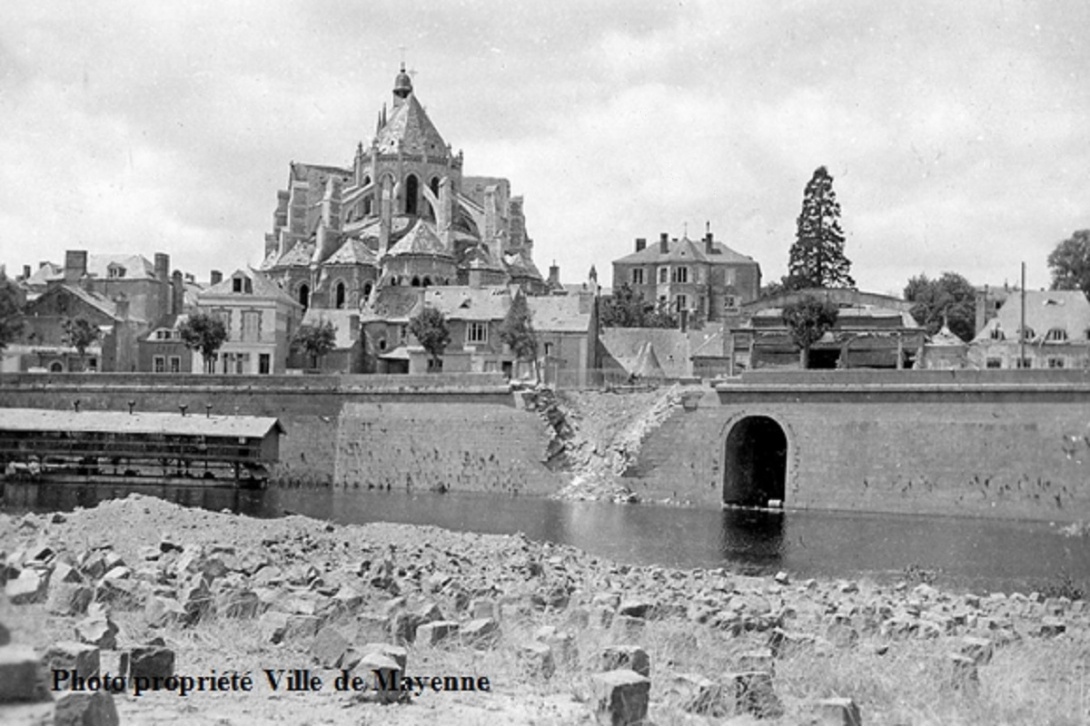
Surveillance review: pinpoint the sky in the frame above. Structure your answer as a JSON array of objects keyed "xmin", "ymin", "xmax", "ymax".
[{"xmin": 2, "ymin": 0, "xmax": 1089, "ymax": 297}]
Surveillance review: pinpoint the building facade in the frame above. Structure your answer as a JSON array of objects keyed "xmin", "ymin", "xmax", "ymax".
[{"xmin": 970, "ymin": 290, "xmax": 1090, "ymax": 370}]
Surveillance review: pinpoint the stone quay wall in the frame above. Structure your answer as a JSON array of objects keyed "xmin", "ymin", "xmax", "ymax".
[
  {"xmin": 627, "ymin": 370, "xmax": 1090, "ymax": 521},
  {"xmin": 0, "ymin": 373, "xmax": 556, "ymax": 491}
]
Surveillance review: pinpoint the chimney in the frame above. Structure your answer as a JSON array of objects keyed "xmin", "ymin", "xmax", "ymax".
[
  {"xmin": 659, "ymin": 233, "xmax": 669, "ymax": 255},
  {"xmin": 705, "ymin": 230, "xmax": 714, "ymax": 255},
  {"xmin": 22, "ymin": 265, "xmax": 30, "ymax": 280},
  {"xmin": 635, "ymin": 237, "xmax": 646, "ymax": 252},
  {"xmin": 210, "ymin": 270, "xmax": 223, "ymax": 286},
  {"xmin": 548, "ymin": 261, "xmax": 560, "ymax": 288},
  {"xmin": 154, "ymin": 253, "xmax": 170, "ymax": 282},
  {"xmin": 171, "ymin": 270, "xmax": 185, "ymax": 316},
  {"xmin": 64, "ymin": 250, "xmax": 88, "ymax": 285}
]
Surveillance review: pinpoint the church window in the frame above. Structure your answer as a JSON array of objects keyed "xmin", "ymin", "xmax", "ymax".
[
  {"xmin": 632, "ymin": 269, "xmax": 644, "ymax": 285},
  {"xmin": 411, "ymin": 276, "xmax": 421, "ymax": 287},
  {"xmin": 362, "ymin": 282, "xmax": 374, "ymax": 298},
  {"xmin": 335, "ymin": 282, "xmax": 346, "ymax": 309},
  {"xmin": 378, "ymin": 338, "xmax": 387, "ymax": 352},
  {"xmin": 467, "ymin": 322, "xmax": 488, "ymax": 344},
  {"xmin": 363, "ymin": 197, "xmax": 373, "ymax": 216},
  {"xmin": 422, "ymin": 276, "xmax": 432, "ymax": 287},
  {"xmin": 363, "ymin": 175, "xmax": 371, "ymax": 187},
  {"xmin": 430, "ymin": 177, "xmax": 440, "ymax": 198},
  {"xmin": 298, "ymin": 284, "xmax": 310, "ymax": 309},
  {"xmin": 405, "ymin": 175, "xmax": 419, "ymax": 215},
  {"xmin": 658, "ymin": 267, "xmax": 669, "ymax": 284}
]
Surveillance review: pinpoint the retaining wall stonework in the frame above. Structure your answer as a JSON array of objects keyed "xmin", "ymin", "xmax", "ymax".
[{"xmin": 334, "ymin": 402, "xmax": 562, "ymax": 495}]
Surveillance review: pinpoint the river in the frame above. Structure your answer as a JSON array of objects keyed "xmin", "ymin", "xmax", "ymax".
[{"xmin": 3, "ymin": 481, "xmax": 1086, "ymax": 595}]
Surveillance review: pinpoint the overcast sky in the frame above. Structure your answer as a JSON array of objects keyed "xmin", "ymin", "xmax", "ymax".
[{"xmin": 2, "ymin": 1, "xmax": 1088, "ymax": 296}]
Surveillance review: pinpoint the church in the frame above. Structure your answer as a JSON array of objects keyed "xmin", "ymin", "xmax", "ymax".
[{"xmin": 259, "ymin": 64, "xmax": 545, "ymax": 310}]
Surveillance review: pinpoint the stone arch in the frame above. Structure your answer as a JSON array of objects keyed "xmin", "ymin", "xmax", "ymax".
[{"xmin": 722, "ymin": 415, "xmax": 788, "ymax": 507}]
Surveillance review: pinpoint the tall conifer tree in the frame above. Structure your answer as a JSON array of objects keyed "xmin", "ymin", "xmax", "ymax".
[{"xmin": 787, "ymin": 166, "xmax": 855, "ymax": 289}]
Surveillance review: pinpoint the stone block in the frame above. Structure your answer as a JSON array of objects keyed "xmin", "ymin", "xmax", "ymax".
[
  {"xmin": 259, "ymin": 611, "xmax": 290, "ymax": 644},
  {"xmin": 589, "ymin": 669, "xmax": 650, "ymax": 726},
  {"xmin": 617, "ymin": 599, "xmax": 654, "ymax": 619},
  {"xmin": 100, "ymin": 651, "xmax": 130, "ymax": 687},
  {"xmin": 600, "ymin": 645, "xmax": 649, "ymax": 678},
  {"xmin": 517, "ymin": 641, "xmax": 555, "ymax": 679},
  {"xmin": 469, "ymin": 598, "xmax": 498, "ymax": 620},
  {"xmin": 47, "ymin": 583, "xmax": 94, "ymax": 617},
  {"xmin": 388, "ymin": 611, "xmax": 421, "ymax": 645},
  {"xmin": 416, "ymin": 602, "xmax": 444, "ymax": 624},
  {"xmin": 808, "ymin": 697, "xmax": 863, "ymax": 726},
  {"xmin": 669, "ymin": 672, "xmax": 727, "ymax": 716},
  {"xmin": 54, "ymin": 691, "xmax": 120, "ymax": 726},
  {"xmin": 416, "ymin": 620, "xmax": 459, "ymax": 646},
  {"xmin": 611, "ymin": 614, "xmax": 645, "ymax": 640},
  {"xmin": 358, "ymin": 652, "xmax": 403, "ymax": 704},
  {"xmin": 214, "ymin": 588, "xmax": 263, "ymax": 619},
  {"xmin": 1038, "ymin": 617, "xmax": 1066, "ymax": 637},
  {"xmin": 74, "ymin": 614, "xmax": 119, "ymax": 650},
  {"xmin": 0, "ymin": 646, "xmax": 44, "ymax": 703},
  {"xmin": 283, "ymin": 614, "xmax": 323, "ymax": 643},
  {"xmin": 959, "ymin": 636, "xmax": 994, "ymax": 665},
  {"xmin": 130, "ymin": 646, "xmax": 175, "ymax": 680},
  {"xmin": 355, "ymin": 613, "xmax": 389, "ymax": 644},
  {"xmin": 310, "ymin": 625, "xmax": 352, "ymax": 668},
  {"xmin": 145, "ymin": 596, "xmax": 187, "ymax": 628},
  {"xmin": 358, "ymin": 643, "xmax": 408, "ymax": 672},
  {"xmin": 726, "ymin": 671, "xmax": 782, "ymax": 719},
  {"xmin": 947, "ymin": 653, "xmax": 979, "ymax": 692},
  {"xmin": 536, "ymin": 627, "xmax": 577, "ymax": 665},
  {"xmin": 461, "ymin": 618, "xmax": 499, "ymax": 646},
  {"xmin": 43, "ymin": 641, "xmax": 100, "ymax": 677},
  {"xmin": 51, "ymin": 562, "xmax": 83, "ymax": 586},
  {"xmin": 7, "ymin": 569, "xmax": 47, "ymax": 604}
]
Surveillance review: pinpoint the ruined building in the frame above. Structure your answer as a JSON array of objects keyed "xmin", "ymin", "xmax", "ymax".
[{"xmin": 260, "ymin": 64, "xmax": 544, "ymax": 311}]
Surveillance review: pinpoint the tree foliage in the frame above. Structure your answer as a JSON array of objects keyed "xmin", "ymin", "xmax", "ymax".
[
  {"xmin": 1047, "ymin": 230, "xmax": 1090, "ymax": 297},
  {"xmin": 499, "ymin": 294, "xmax": 538, "ymax": 379},
  {"xmin": 179, "ymin": 312, "xmax": 229, "ymax": 373},
  {"xmin": 787, "ymin": 166, "xmax": 855, "ymax": 290},
  {"xmin": 0, "ymin": 271, "xmax": 23, "ymax": 353},
  {"xmin": 599, "ymin": 284, "xmax": 678, "ymax": 329},
  {"xmin": 62, "ymin": 317, "xmax": 101, "ymax": 370},
  {"xmin": 904, "ymin": 272, "xmax": 977, "ymax": 342},
  {"xmin": 408, "ymin": 306, "xmax": 451, "ymax": 371},
  {"xmin": 292, "ymin": 319, "xmax": 337, "ymax": 369},
  {"xmin": 781, "ymin": 295, "xmax": 839, "ymax": 368}
]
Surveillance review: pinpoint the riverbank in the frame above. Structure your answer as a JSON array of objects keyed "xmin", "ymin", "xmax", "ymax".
[{"xmin": 2, "ymin": 494, "xmax": 1087, "ymax": 724}]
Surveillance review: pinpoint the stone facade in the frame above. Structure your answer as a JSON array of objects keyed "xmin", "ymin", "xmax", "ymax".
[{"xmin": 970, "ymin": 290, "xmax": 1090, "ymax": 370}]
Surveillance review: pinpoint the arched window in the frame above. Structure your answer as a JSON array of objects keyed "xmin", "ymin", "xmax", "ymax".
[
  {"xmin": 405, "ymin": 175, "xmax": 419, "ymax": 215},
  {"xmin": 363, "ymin": 175, "xmax": 371, "ymax": 187},
  {"xmin": 362, "ymin": 281, "xmax": 374, "ymax": 299},
  {"xmin": 50, "ymin": 361, "xmax": 64, "ymax": 373},
  {"xmin": 363, "ymin": 197, "xmax": 373, "ymax": 216},
  {"xmin": 430, "ymin": 177, "xmax": 440, "ymax": 197},
  {"xmin": 411, "ymin": 276, "xmax": 421, "ymax": 287},
  {"xmin": 298, "ymin": 283, "xmax": 310, "ymax": 309},
  {"xmin": 335, "ymin": 282, "xmax": 346, "ymax": 309},
  {"xmin": 422, "ymin": 276, "xmax": 432, "ymax": 287}
]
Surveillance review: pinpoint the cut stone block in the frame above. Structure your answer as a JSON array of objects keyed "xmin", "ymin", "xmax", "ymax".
[
  {"xmin": 590, "ymin": 669, "xmax": 650, "ymax": 726},
  {"xmin": 130, "ymin": 646, "xmax": 175, "ymax": 680},
  {"xmin": 461, "ymin": 618, "xmax": 499, "ymax": 646},
  {"xmin": 47, "ymin": 583, "xmax": 94, "ymax": 617},
  {"xmin": 355, "ymin": 613, "xmax": 389, "ymax": 644},
  {"xmin": 517, "ymin": 641, "xmax": 555, "ymax": 678},
  {"xmin": 7, "ymin": 569, "xmax": 47, "ymax": 604},
  {"xmin": 959, "ymin": 636, "xmax": 994, "ymax": 665},
  {"xmin": 0, "ymin": 646, "xmax": 43, "ymax": 704},
  {"xmin": 358, "ymin": 643, "xmax": 408, "ymax": 672},
  {"xmin": 74, "ymin": 614, "xmax": 119, "ymax": 650},
  {"xmin": 670, "ymin": 673, "xmax": 727, "ymax": 716},
  {"xmin": 416, "ymin": 620, "xmax": 459, "ymax": 646},
  {"xmin": 54, "ymin": 690, "xmax": 120, "ymax": 726},
  {"xmin": 358, "ymin": 652, "xmax": 403, "ymax": 704},
  {"xmin": 43, "ymin": 641, "xmax": 100, "ymax": 677},
  {"xmin": 600, "ymin": 645, "xmax": 650, "ymax": 678},
  {"xmin": 808, "ymin": 697, "xmax": 863, "ymax": 726},
  {"xmin": 310, "ymin": 625, "xmax": 352, "ymax": 668}
]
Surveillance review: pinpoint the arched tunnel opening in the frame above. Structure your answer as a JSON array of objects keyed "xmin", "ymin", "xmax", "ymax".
[{"xmin": 723, "ymin": 416, "xmax": 787, "ymax": 507}]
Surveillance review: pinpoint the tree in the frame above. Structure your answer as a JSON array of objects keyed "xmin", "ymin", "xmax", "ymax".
[
  {"xmin": 408, "ymin": 306, "xmax": 450, "ymax": 372},
  {"xmin": 599, "ymin": 284, "xmax": 678, "ymax": 329},
  {"xmin": 499, "ymin": 293, "xmax": 539, "ymax": 380},
  {"xmin": 292, "ymin": 319, "xmax": 337, "ymax": 370},
  {"xmin": 1047, "ymin": 230, "xmax": 1090, "ymax": 296},
  {"xmin": 179, "ymin": 312, "xmax": 228, "ymax": 373},
  {"xmin": 0, "ymin": 271, "xmax": 23, "ymax": 354},
  {"xmin": 781, "ymin": 295, "xmax": 839, "ymax": 369},
  {"xmin": 62, "ymin": 317, "xmax": 101, "ymax": 372},
  {"xmin": 904, "ymin": 272, "xmax": 977, "ymax": 342},
  {"xmin": 787, "ymin": 166, "xmax": 855, "ymax": 290}
]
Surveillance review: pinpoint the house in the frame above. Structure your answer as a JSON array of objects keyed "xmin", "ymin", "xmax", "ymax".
[
  {"xmin": 729, "ymin": 288, "xmax": 927, "ymax": 371},
  {"xmin": 527, "ymin": 293, "xmax": 598, "ymax": 387},
  {"xmin": 611, "ymin": 228, "xmax": 761, "ymax": 325},
  {"xmin": 970, "ymin": 290, "xmax": 1090, "ymax": 369},
  {"xmin": 195, "ymin": 269, "xmax": 304, "ymax": 374},
  {"xmin": 288, "ymin": 308, "xmax": 364, "ymax": 373}
]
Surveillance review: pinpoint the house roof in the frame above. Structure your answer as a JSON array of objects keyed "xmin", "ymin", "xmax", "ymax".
[
  {"xmin": 526, "ymin": 295, "xmax": 591, "ymax": 333},
  {"xmin": 375, "ymin": 93, "xmax": 448, "ymax": 157},
  {"xmin": 929, "ymin": 324, "xmax": 968, "ymax": 347},
  {"xmin": 614, "ymin": 237, "xmax": 758, "ymax": 267},
  {"xmin": 200, "ymin": 269, "xmax": 299, "ymax": 307},
  {"xmin": 84, "ymin": 254, "xmax": 157, "ymax": 280},
  {"xmin": 975, "ymin": 289, "xmax": 1090, "ymax": 342},
  {"xmin": 0, "ymin": 407, "xmax": 283, "ymax": 439},
  {"xmin": 300, "ymin": 308, "xmax": 359, "ymax": 349},
  {"xmin": 424, "ymin": 286, "xmax": 511, "ymax": 321},
  {"xmin": 599, "ymin": 328, "xmax": 691, "ymax": 379},
  {"xmin": 28, "ymin": 284, "xmax": 121, "ymax": 321}
]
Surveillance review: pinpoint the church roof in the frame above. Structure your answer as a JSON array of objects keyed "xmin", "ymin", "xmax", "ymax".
[
  {"xmin": 265, "ymin": 242, "xmax": 316, "ymax": 269},
  {"xmin": 375, "ymin": 94, "xmax": 447, "ymax": 157},
  {"xmin": 503, "ymin": 250, "xmax": 543, "ymax": 280},
  {"xmin": 325, "ymin": 238, "xmax": 378, "ymax": 266},
  {"xmin": 384, "ymin": 219, "xmax": 451, "ymax": 258},
  {"xmin": 359, "ymin": 286, "xmax": 424, "ymax": 323},
  {"xmin": 424, "ymin": 286, "xmax": 511, "ymax": 321},
  {"xmin": 614, "ymin": 237, "xmax": 758, "ymax": 266}
]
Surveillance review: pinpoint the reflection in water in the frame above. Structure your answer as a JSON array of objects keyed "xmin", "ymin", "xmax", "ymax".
[{"xmin": 2, "ymin": 482, "xmax": 1086, "ymax": 595}]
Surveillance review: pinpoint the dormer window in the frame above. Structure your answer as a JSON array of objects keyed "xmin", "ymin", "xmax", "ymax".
[
  {"xmin": 107, "ymin": 264, "xmax": 125, "ymax": 278},
  {"xmin": 990, "ymin": 327, "xmax": 1005, "ymax": 341},
  {"xmin": 1045, "ymin": 327, "xmax": 1068, "ymax": 342},
  {"xmin": 232, "ymin": 276, "xmax": 252, "ymax": 294},
  {"xmin": 1019, "ymin": 327, "xmax": 1036, "ymax": 342}
]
